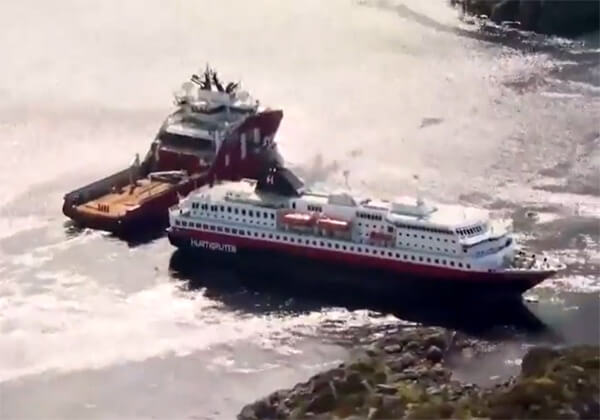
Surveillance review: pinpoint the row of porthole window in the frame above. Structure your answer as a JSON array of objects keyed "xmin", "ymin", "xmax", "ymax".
[
  {"xmin": 177, "ymin": 220, "xmax": 472, "ymax": 269},
  {"xmin": 398, "ymin": 241, "xmax": 457, "ymax": 254},
  {"xmin": 193, "ymin": 211, "xmax": 274, "ymax": 226},
  {"xmin": 400, "ymin": 232, "xmax": 456, "ymax": 243},
  {"xmin": 191, "ymin": 203, "xmax": 275, "ymax": 219}
]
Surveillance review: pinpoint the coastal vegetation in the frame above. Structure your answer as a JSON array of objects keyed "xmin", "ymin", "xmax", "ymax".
[{"xmin": 239, "ymin": 326, "xmax": 599, "ymax": 419}]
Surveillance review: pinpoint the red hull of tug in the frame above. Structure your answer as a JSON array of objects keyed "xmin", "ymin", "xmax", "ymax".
[
  {"xmin": 62, "ymin": 110, "xmax": 283, "ymax": 234},
  {"xmin": 63, "ymin": 110, "xmax": 284, "ymax": 235}
]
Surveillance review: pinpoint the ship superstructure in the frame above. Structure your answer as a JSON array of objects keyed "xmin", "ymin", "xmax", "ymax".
[
  {"xmin": 167, "ymin": 166, "xmax": 564, "ymax": 298},
  {"xmin": 62, "ymin": 66, "xmax": 283, "ymax": 234}
]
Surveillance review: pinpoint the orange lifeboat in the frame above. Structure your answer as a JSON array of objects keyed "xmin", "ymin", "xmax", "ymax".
[
  {"xmin": 281, "ymin": 212, "xmax": 316, "ymax": 227},
  {"xmin": 317, "ymin": 217, "xmax": 350, "ymax": 232}
]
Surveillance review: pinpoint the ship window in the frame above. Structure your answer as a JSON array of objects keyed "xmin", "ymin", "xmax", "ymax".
[
  {"xmin": 458, "ymin": 262, "xmax": 463, "ymax": 268},
  {"xmin": 175, "ymin": 220, "xmax": 180, "ymax": 226},
  {"xmin": 434, "ymin": 259, "xmax": 439, "ymax": 264},
  {"xmin": 466, "ymin": 264, "xmax": 471, "ymax": 269},
  {"xmin": 242, "ymin": 209, "xmax": 246, "ymax": 215},
  {"xmin": 320, "ymin": 241, "xmax": 324, "ymax": 246},
  {"xmin": 335, "ymin": 244, "xmax": 339, "ymax": 249},
  {"xmin": 182, "ymin": 221, "xmax": 187, "ymax": 226},
  {"xmin": 261, "ymin": 233, "xmax": 265, "ymax": 238},
  {"xmin": 388, "ymin": 252, "xmax": 393, "ymax": 257},
  {"xmin": 217, "ymin": 226, "xmax": 222, "ymax": 232},
  {"xmin": 421, "ymin": 235, "xmax": 425, "ymax": 239},
  {"xmin": 270, "ymin": 214, "xmax": 275, "ymax": 219},
  {"xmin": 292, "ymin": 202, "xmax": 296, "ymax": 209},
  {"xmin": 220, "ymin": 206, "xmax": 224, "ymax": 212},
  {"xmin": 387, "ymin": 226, "xmax": 393, "ymax": 233},
  {"xmin": 276, "ymin": 235, "xmax": 280, "ymax": 240},
  {"xmin": 195, "ymin": 223, "xmax": 201, "ymax": 228},
  {"xmin": 313, "ymin": 241, "xmax": 317, "ymax": 245},
  {"xmin": 249, "ymin": 210, "xmax": 253, "ymax": 217},
  {"xmin": 234, "ymin": 208, "xmax": 238, "ymax": 214},
  {"xmin": 403, "ymin": 254, "xmax": 408, "ymax": 259},
  {"xmin": 426, "ymin": 258, "xmax": 431, "ymax": 262},
  {"xmin": 411, "ymin": 256, "xmax": 415, "ymax": 261},
  {"xmin": 254, "ymin": 232, "xmax": 258, "ymax": 237},
  {"xmin": 414, "ymin": 234, "xmax": 418, "ymax": 238},
  {"xmin": 224, "ymin": 227, "xmax": 230, "ymax": 233},
  {"xmin": 268, "ymin": 234, "xmax": 272, "ymax": 238},
  {"xmin": 239, "ymin": 230, "xmax": 245, "ymax": 236},
  {"xmin": 450, "ymin": 261, "xmax": 455, "ymax": 266},
  {"xmin": 232, "ymin": 228, "xmax": 238, "ymax": 234},
  {"xmin": 305, "ymin": 239, "xmax": 310, "ymax": 244},
  {"xmin": 203, "ymin": 224, "xmax": 208, "ymax": 229},
  {"xmin": 419, "ymin": 256, "xmax": 423, "ymax": 261},
  {"xmin": 263, "ymin": 212, "xmax": 268, "ymax": 218},
  {"xmin": 290, "ymin": 237, "xmax": 295, "ymax": 242},
  {"xmin": 342, "ymin": 245, "xmax": 347, "ymax": 250}
]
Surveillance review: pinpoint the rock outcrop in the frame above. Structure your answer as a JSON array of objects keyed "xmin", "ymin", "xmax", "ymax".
[
  {"xmin": 456, "ymin": 0, "xmax": 600, "ymax": 37},
  {"xmin": 238, "ymin": 326, "xmax": 599, "ymax": 419}
]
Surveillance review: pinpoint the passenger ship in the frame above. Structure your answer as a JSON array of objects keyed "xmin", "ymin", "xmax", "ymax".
[{"xmin": 167, "ymin": 166, "xmax": 564, "ymax": 299}]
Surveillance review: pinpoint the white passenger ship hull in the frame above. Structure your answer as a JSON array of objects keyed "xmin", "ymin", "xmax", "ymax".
[{"xmin": 167, "ymin": 224, "xmax": 558, "ymax": 300}]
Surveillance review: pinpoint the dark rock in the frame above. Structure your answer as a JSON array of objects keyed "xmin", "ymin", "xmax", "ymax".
[
  {"xmin": 238, "ymin": 328, "xmax": 599, "ymax": 420},
  {"xmin": 460, "ymin": 0, "xmax": 600, "ymax": 36},
  {"xmin": 537, "ymin": 0, "xmax": 600, "ymax": 36},
  {"xmin": 521, "ymin": 346, "xmax": 560, "ymax": 377},
  {"xmin": 238, "ymin": 405, "xmax": 258, "ymax": 420},
  {"xmin": 335, "ymin": 372, "xmax": 367, "ymax": 394},
  {"xmin": 373, "ymin": 395, "xmax": 405, "ymax": 418},
  {"xmin": 405, "ymin": 340, "xmax": 421, "ymax": 352},
  {"xmin": 306, "ymin": 391, "xmax": 336, "ymax": 414},
  {"xmin": 490, "ymin": 0, "xmax": 520, "ymax": 24},
  {"xmin": 426, "ymin": 345, "xmax": 444, "ymax": 363},
  {"xmin": 383, "ymin": 344, "xmax": 402, "ymax": 354},
  {"xmin": 375, "ymin": 383, "xmax": 398, "ymax": 395},
  {"xmin": 388, "ymin": 352, "xmax": 418, "ymax": 372},
  {"xmin": 424, "ymin": 332, "xmax": 449, "ymax": 351},
  {"xmin": 517, "ymin": 0, "xmax": 542, "ymax": 31}
]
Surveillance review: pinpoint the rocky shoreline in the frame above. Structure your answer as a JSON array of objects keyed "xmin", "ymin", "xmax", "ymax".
[
  {"xmin": 453, "ymin": 0, "xmax": 599, "ymax": 37},
  {"xmin": 238, "ymin": 326, "xmax": 599, "ymax": 419}
]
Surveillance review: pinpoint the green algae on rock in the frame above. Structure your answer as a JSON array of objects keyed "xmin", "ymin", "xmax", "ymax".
[{"xmin": 238, "ymin": 326, "xmax": 599, "ymax": 420}]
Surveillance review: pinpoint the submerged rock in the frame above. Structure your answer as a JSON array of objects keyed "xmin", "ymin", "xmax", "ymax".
[{"xmin": 238, "ymin": 326, "xmax": 600, "ymax": 420}]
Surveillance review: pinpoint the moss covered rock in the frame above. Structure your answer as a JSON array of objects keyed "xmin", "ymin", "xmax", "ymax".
[{"xmin": 238, "ymin": 328, "xmax": 599, "ymax": 420}]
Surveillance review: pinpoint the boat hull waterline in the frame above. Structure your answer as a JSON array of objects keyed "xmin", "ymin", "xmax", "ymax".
[{"xmin": 167, "ymin": 227, "xmax": 557, "ymax": 299}]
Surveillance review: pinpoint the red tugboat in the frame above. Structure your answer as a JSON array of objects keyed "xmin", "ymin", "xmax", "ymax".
[
  {"xmin": 166, "ymin": 165, "xmax": 566, "ymax": 300},
  {"xmin": 62, "ymin": 67, "xmax": 284, "ymax": 235}
]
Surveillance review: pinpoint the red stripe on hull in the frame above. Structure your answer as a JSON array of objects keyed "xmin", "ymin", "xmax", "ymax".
[{"xmin": 167, "ymin": 227, "xmax": 553, "ymax": 290}]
